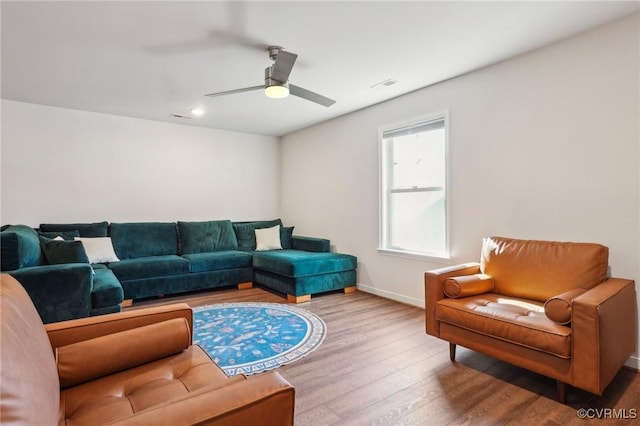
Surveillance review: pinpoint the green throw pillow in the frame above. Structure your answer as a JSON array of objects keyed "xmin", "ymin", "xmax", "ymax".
[
  {"xmin": 39, "ymin": 236, "xmax": 90, "ymax": 265},
  {"xmin": 281, "ymin": 226, "xmax": 295, "ymax": 249}
]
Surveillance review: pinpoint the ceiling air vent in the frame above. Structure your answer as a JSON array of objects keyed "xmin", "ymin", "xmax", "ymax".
[
  {"xmin": 169, "ymin": 113, "xmax": 192, "ymax": 119},
  {"xmin": 370, "ymin": 79, "xmax": 398, "ymax": 90}
]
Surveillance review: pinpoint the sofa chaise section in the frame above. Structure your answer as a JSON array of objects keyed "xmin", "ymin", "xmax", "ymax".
[{"xmin": 253, "ymin": 238, "xmax": 358, "ymax": 303}]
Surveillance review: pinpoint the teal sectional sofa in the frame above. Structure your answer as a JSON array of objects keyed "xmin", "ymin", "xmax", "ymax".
[{"xmin": 0, "ymin": 219, "xmax": 357, "ymax": 323}]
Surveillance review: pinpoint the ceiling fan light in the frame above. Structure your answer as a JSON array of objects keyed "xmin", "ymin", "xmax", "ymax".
[{"xmin": 265, "ymin": 84, "xmax": 290, "ymax": 99}]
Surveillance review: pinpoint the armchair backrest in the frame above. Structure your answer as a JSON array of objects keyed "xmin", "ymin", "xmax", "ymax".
[
  {"xmin": 480, "ymin": 236, "xmax": 608, "ymax": 302},
  {"xmin": 1, "ymin": 274, "xmax": 59, "ymax": 425}
]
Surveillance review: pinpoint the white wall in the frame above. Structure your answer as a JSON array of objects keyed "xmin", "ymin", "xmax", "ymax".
[
  {"xmin": 281, "ymin": 14, "xmax": 640, "ymax": 365},
  {"xmin": 1, "ymin": 100, "xmax": 280, "ymax": 225}
]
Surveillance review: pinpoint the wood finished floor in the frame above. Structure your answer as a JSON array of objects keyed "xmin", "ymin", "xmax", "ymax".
[{"xmin": 130, "ymin": 287, "xmax": 640, "ymax": 426}]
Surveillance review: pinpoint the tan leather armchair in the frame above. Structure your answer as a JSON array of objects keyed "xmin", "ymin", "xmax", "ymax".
[
  {"xmin": 425, "ymin": 237, "xmax": 636, "ymax": 403},
  {"xmin": 1, "ymin": 274, "xmax": 295, "ymax": 425}
]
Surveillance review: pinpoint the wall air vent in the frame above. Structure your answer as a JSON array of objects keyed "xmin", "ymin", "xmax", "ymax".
[{"xmin": 169, "ymin": 113, "xmax": 192, "ymax": 119}]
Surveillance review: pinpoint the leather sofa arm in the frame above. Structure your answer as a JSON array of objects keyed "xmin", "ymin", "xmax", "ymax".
[
  {"xmin": 9, "ymin": 263, "xmax": 94, "ymax": 324},
  {"xmin": 291, "ymin": 236, "xmax": 330, "ymax": 252},
  {"xmin": 46, "ymin": 303, "xmax": 193, "ymax": 351},
  {"xmin": 424, "ymin": 263, "xmax": 481, "ymax": 336},
  {"xmin": 106, "ymin": 371, "xmax": 295, "ymax": 426},
  {"xmin": 572, "ymin": 278, "xmax": 636, "ymax": 395}
]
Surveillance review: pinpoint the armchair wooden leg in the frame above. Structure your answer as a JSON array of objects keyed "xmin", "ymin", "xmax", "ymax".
[
  {"xmin": 449, "ymin": 343, "xmax": 456, "ymax": 362},
  {"xmin": 557, "ymin": 381, "xmax": 567, "ymax": 404}
]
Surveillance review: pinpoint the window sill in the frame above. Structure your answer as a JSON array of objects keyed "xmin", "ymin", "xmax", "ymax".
[{"xmin": 377, "ymin": 248, "xmax": 451, "ymax": 264}]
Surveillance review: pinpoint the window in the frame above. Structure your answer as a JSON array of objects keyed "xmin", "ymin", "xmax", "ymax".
[{"xmin": 379, "ymin": 112, "xmax": 449, "ymax": 259}]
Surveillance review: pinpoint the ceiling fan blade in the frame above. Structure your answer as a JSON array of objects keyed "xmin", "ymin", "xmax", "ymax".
[
  {"xmin": 289, "ymin": 84, "xmax": 336, "ymax": 107},
  {"xmin": 205, "ymin": 85, "xmax": 264, "ymax": 98},
  {"xmin": 271, "ymin": 51, "xmax": 298, "ymax": 83}
]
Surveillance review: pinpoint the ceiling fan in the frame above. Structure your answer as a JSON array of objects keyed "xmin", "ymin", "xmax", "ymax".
[{"xmin": 205, "ymin": 46, "xmax": 336, "ymax": 107}]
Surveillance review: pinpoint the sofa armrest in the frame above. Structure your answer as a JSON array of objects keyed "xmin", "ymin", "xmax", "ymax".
[
  {"xmin": 46, "ymin": 303, "xmax": 193, "ymax": 351},
  {"xmin": 9, "ymin": 263, "xmax": 93, "ymax": 324},
  {"xmin": 292, "ymin": 236, "xmax": 330, "ymax": 252},
  {"xmin": 424, "ymin": 263, "xmax": 481, "ymax": 336},
  {"xmin": 572, "ymin": 278, "xmax": 636, "ymax": 394},
  {"xmin": 57, "ymin": 318, "xmax": 191, "ymax": 388},
  {"xmin": 107, "ymin": 371, "xmax": 295, "ymax": 426}
]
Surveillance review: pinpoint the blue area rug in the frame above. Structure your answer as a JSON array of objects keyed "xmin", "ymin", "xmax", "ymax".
[{"xmin": 193, "ymin": 302, "xmax": 326, "ymax": 376}]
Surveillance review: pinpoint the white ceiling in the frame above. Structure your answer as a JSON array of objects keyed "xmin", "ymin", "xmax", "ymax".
[{"xmin": 2, "ymin": 1, "xmax": 638, "ymax": 137}]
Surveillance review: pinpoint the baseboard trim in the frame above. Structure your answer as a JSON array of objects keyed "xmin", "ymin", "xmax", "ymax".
[
  {"xmin": 625, "ymin": 355, "xmax": 639, "ymax": 371},
  {"xmin": 356, "ymin": 283, "xmax": 423, "ymax": 308}
]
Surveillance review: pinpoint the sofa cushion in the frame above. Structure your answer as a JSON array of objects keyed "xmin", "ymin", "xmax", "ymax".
[
  {"xmin": 108, "ymin": 256, "xmax": 190, "ymax": 281},
  {"xmin": 40, "ymin": 236, "xmax": 90, "ymax": 265},
  {"xmin": 110, "ymin": 222, "xmax": 178, "ymax": 259},
  {"xmin": 0, "ymin": 225, "xmax": 45, "ymax": 271},
  {"xmin": 182, "ymin": 250, "xmax": 253, "ymax": 273},
  {"xmin": 57, "ymin": 318, "xmax": 190, "ymax": 388},
  {"xmin": 252, "ymin": 250, "xmax": 357, "ymax": 277},
  {"xmin": 40, "ymin": 221, "xmax": 109, "ymax": 238},
  {"xmin": 178, "ymin": 220, "xmax": 238, "ymax": 254},
  {"xmin": 544, "ymin": 288, "xmax": 588, "ymax": 325},
  {"xmin": 232, "ymin": 219, "xmax": 283, "ymax": 251},
  {"xmin": 92, "ymin": 268, "xmax": 124, "ymax": 308},
  {"xmin": 480, "ymin": 236, "xmax": 609, "ymax": 302},
  {"xmin": 436, "ymin": 293, "xmax": 571, "ymax": 358}
]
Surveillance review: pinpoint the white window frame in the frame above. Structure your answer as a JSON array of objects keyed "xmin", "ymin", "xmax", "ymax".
[{"xmin": 377, "ymin": 110, "xmax": 451, "ymax": 262}]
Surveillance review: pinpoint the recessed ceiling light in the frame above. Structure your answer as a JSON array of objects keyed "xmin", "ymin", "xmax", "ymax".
[{"xmin": 190, "ymin": 108, "xmax": 204, "ymax": 117}]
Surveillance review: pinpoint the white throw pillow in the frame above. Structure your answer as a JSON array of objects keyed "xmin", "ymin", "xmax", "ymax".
[
  {"xmin": 255, "ymin": 225, "xmax": 282, "ymax": 251},
  {"xmin": 74, "ymin": 237, "xmax": 120, "ymax": 263}
]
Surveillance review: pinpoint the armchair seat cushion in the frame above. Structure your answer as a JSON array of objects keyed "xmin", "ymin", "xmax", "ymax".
[
  {"xmin": 253, "ymin": 250, "xmax": 357, "ymax": 277},
  {"xmin": 108, "ymin": 255, "xmax": 190, "ymax": 281},
  {"xmin": 436, "ymin": 293, "xmax": 572, "ymax": 358},
  {"xmin": 182, "ymin": 250, "xmax": 252, "ymax": 273},
  {"xmin": 59, "ymin": 345, "xmax": 242, "ymax": 425}
]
